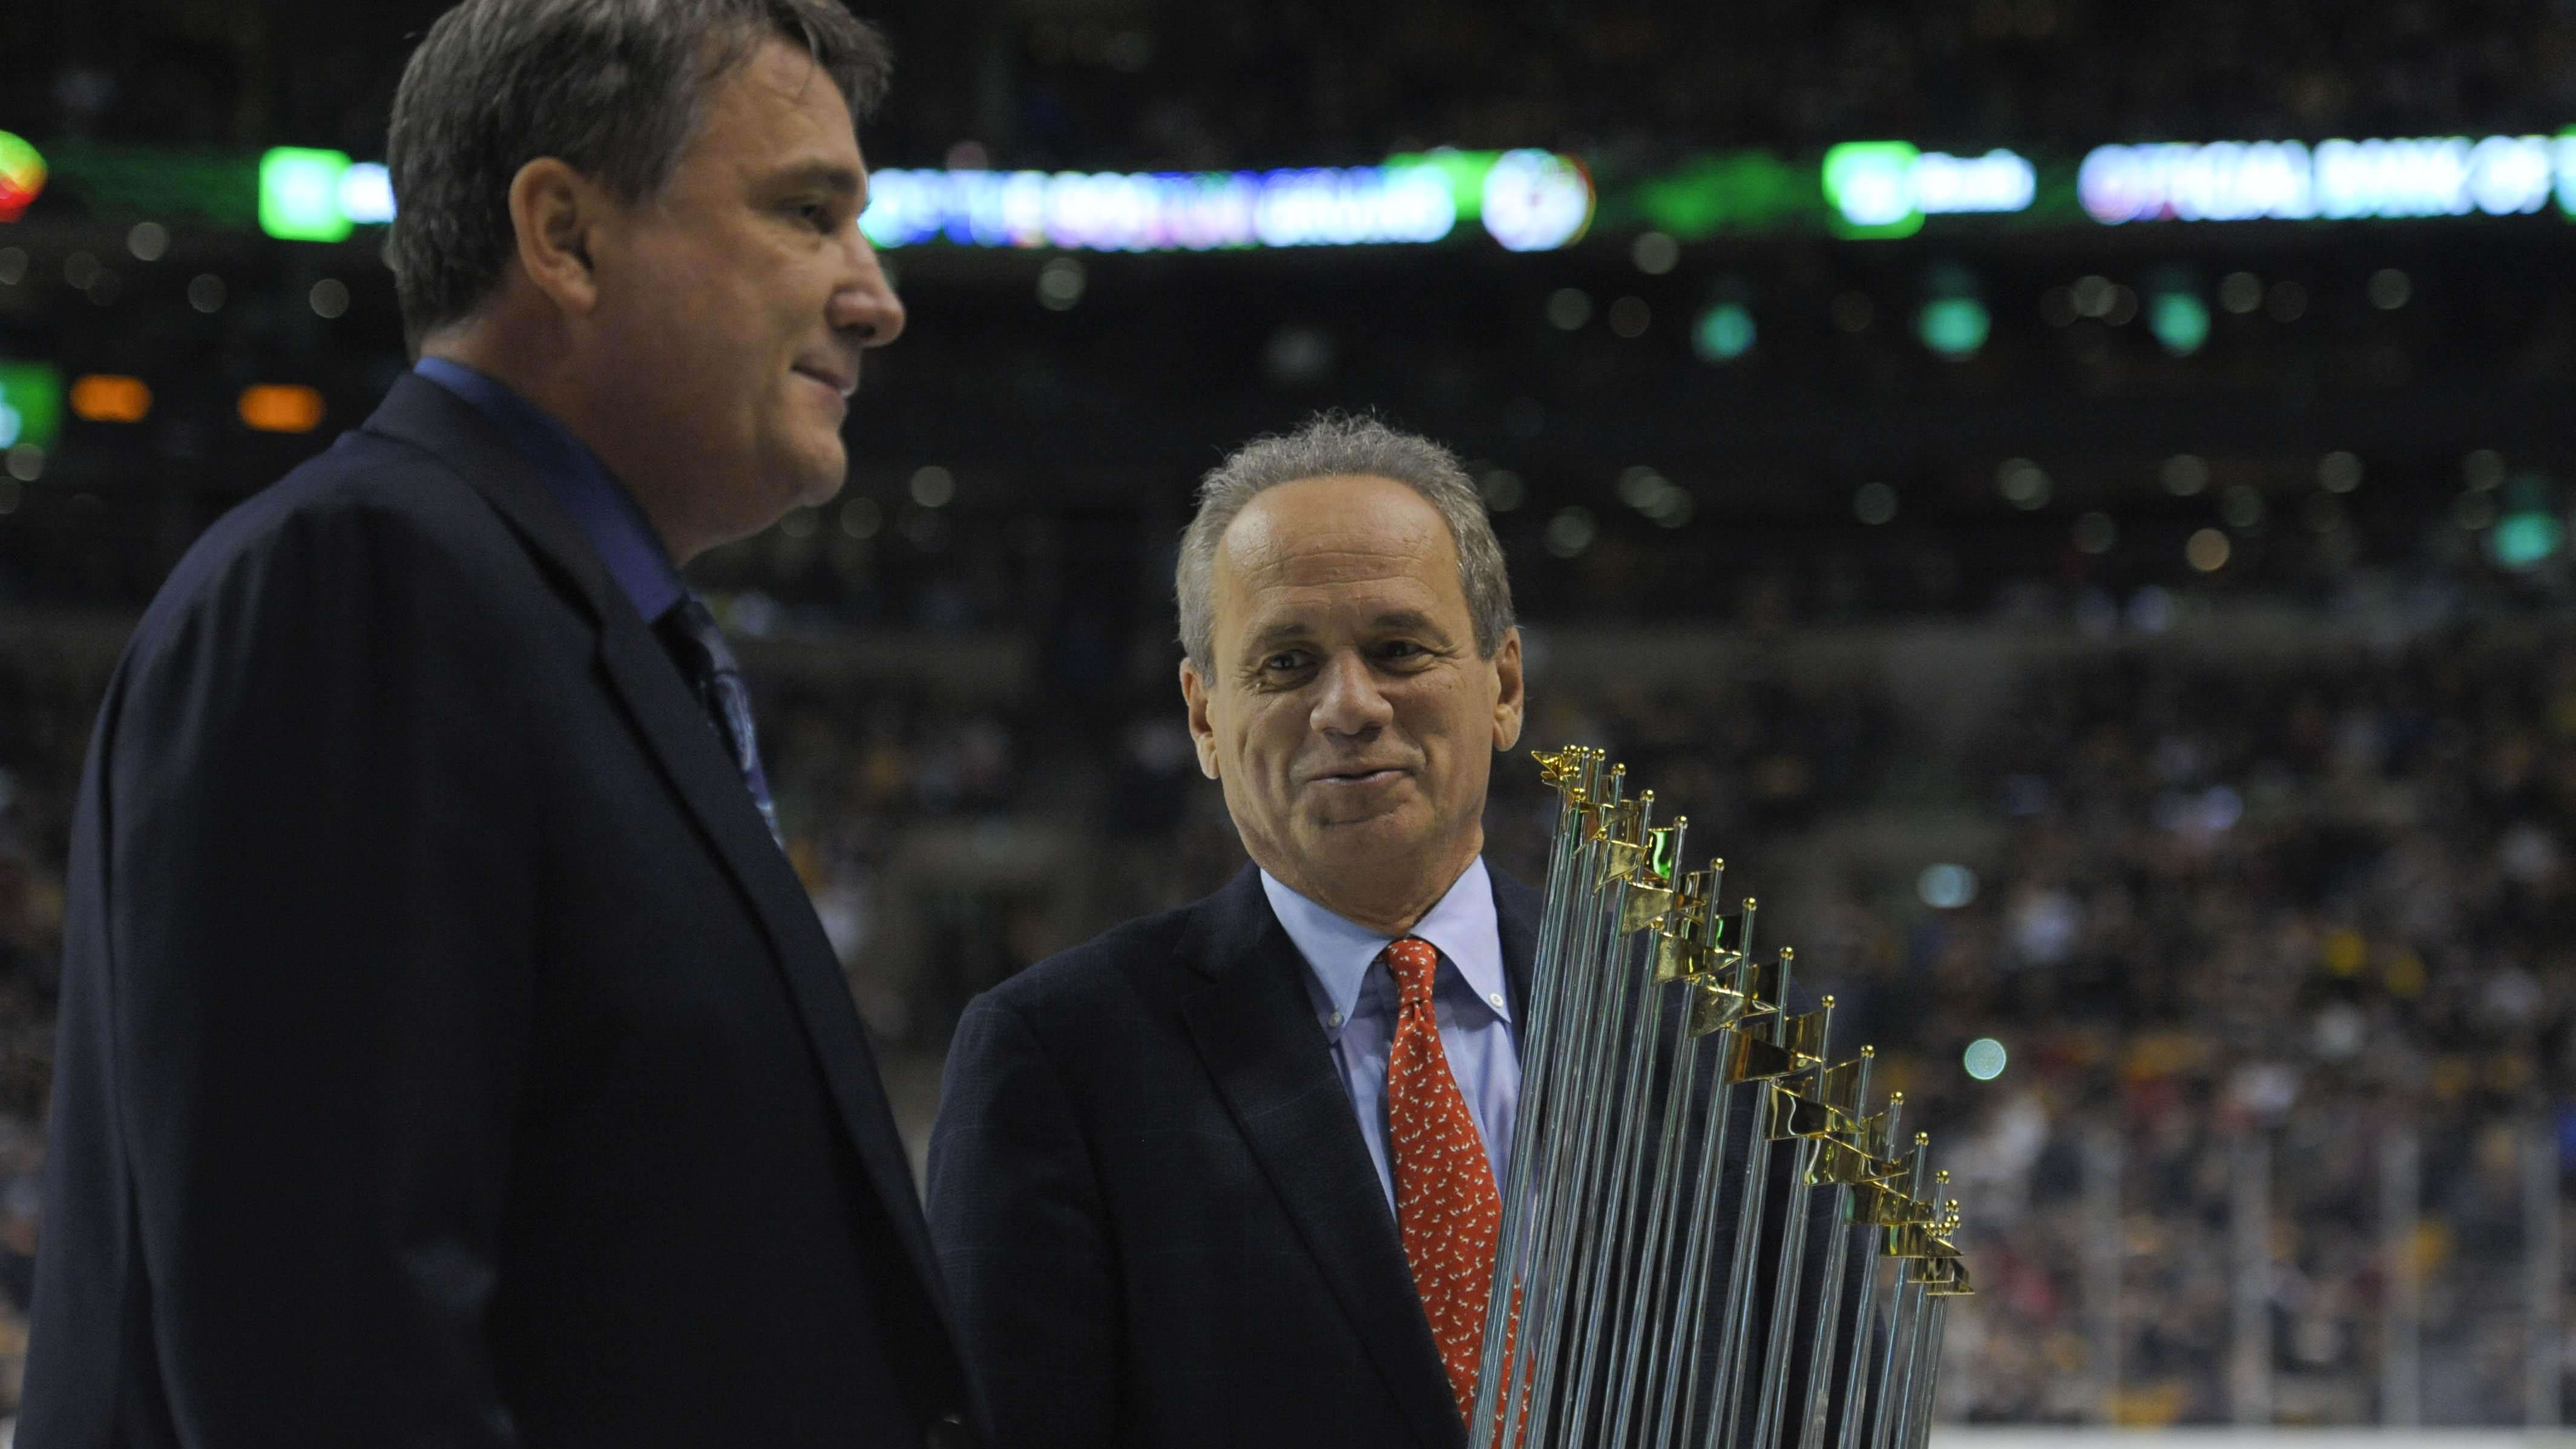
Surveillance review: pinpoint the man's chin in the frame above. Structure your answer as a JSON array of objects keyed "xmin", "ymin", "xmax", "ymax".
[
  {"xmin": 1297, "ymin": 804, "xmax": 1433, "ymax": 861},
  {"xmin": 780, "ymin": 449, "xmax": 848, "ymax": 510}
]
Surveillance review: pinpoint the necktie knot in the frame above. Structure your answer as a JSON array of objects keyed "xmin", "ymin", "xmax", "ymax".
[
  {"xmin": 662, "ymin": 594, "xmax": 721, "ymax": 649},
  {"xmin": 654, "ymin": 593, "xmax": 783, "ymax": 847},
  {"xmin": 1384, "ymin": 936, "xmax": 1441, "ymax": 1009}
]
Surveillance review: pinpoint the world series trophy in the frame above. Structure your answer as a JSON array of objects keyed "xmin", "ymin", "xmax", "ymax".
[{"xmin": 1467, "ymin": 748, "xmax": 1973, "ymax": 1449}]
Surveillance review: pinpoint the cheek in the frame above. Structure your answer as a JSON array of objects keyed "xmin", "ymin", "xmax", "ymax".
[
  {"xmin": 1230, "ymin": 700, "xmax": 1304, "ymax": 780},
  {"xmin": 659, "ymin": 248, "xmax": 781, "ymax": 372},
  {"xmin": 1392, "ymin": 683, "xmax": 1467, "ymax": 742},
  {"xmin": 1397, "ymin": 687, "xmax": 1491, "ymax": 780}
]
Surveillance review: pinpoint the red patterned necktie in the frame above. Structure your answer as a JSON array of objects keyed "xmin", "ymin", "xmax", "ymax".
[{"xmin": 1381, "ymin": 935, "xmax": 1501, "ymax": 1426}]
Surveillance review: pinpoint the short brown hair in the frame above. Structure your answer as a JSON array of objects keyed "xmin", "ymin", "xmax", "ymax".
[{"xmin": 387, "ymin": 0, "xmax": 891, "ymax": 344}]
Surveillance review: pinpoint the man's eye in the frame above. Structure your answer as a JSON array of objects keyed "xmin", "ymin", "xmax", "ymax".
[
  {"xmin": 1263, "ymin": 652, "xmax": 1308, "ymax": 672},
  {"xmin": 788, "ymin": 200, "xmax": 833, "ymax": 229}
]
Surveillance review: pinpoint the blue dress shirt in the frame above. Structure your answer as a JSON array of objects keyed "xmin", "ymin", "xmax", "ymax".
[
  {"xmin": 1261, "ymin": 857, "xmax": 1520, "ymax": 1211},
  {"xmin": 412, "ymin": 357, "xmax": 685, "ymax": 624}
]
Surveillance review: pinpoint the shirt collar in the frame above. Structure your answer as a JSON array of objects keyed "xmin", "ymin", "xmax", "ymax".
[
  {"xmin": 1260, "ymin": 856, "xmax": 1510, "ymax": 1028},
  {"xmin": 412, "ymin": 356, "xmax": 686, "ymax": 623}
]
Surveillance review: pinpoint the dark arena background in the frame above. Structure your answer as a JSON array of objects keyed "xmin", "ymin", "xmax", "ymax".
[{"xmin": 0, "ymin": 0, "xmax": 2572, "ymax": 1439}]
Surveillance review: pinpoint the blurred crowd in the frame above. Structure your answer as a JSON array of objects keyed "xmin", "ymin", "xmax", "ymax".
[
  {"xmin": 0, "ymin": 590, "xmax": 2565, "ymax": 1424},
  {"xmin": 1762, "ymin": 624, "xmax": 2576, "ymax": 1425},
  {"xmin": 968, "ymin": 0, "xmax": 2576, "ymax": 170},
  {"xmin": 1476, "ymin": 617, "xmax": 2575, "ymax": 1424},
  {"xmin": 628, "ymin": 603, "xmax": 2576, "ymax": 1427}
]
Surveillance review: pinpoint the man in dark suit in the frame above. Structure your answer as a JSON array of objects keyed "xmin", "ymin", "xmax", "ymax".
[
  {"xmin": 928, "ymin": 416, "xmax": 1534, "ymax": 1449},
  {"xmin": 22, "ymin": 2, "xmax": 971, "ymax": 1444}
]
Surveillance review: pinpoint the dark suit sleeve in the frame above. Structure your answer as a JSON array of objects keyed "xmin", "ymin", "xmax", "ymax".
[
  {"xmin": 927, "ymin": 990, "xmax": 1120, "ymax": 1449},
  {"xmin": 98, "ymin": 499, "xmax": 539, "ymax": 1442}
]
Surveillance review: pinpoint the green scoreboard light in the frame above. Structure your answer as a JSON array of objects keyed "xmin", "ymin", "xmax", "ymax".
[
  {"xmin": 0, "ymin": 363, "xmax": 64, "ymax": 452},
  {"xmin": 1822, "ymin": 141, "xmax": 1925, "ymax": 239},
  {"xmin": 260, "ymin": 146, "xmax": 354, "ymax": 242},
  {"xmin": 1385, "ymin": 148, "xmax": 1501, "ymax": 222}
]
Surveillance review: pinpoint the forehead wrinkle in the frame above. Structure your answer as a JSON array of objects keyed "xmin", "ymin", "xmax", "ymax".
[
  {"xmin": 1222, "ymin": 508, "xmax": 1453, "ymax": 583},
  {"xmin": 1236, "ymin": 541, "xmax": 1439, "ymax": 590},
  {"xmin": 1212, "ymin": 476, "xmax": 1467, "ymax": 652},
  {"xmin": 1243, "ymin": 577, "xmax": 1441, "ymax": 626}
]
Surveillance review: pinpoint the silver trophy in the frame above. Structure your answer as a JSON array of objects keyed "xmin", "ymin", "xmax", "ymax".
[{"xmin": 1467, "ymin": 748, "xmax": 1973, "ymax": 1449}]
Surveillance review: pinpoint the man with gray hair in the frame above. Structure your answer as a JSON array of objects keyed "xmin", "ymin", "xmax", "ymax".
[
  {"xmin": 929, "ymin": 414, "xmax": 1534, "ymax": 1449},
  {"xmin": 24, "ymin": 1, "xmax": 972, "ymax": 1444}
]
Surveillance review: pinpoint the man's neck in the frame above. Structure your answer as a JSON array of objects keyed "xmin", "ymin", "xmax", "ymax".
[
  {"xmin": 1258, "ymin": 833, "xmax": 1482, "ymax": 938},
  {"xmin": 418, "ymin": 328, "xmax": 695, "ymax": 562}
]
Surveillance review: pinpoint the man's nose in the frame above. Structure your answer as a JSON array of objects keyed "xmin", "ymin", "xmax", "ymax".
[
  {"xmin": 831, "ymin": 231, "xmax": 907, "ymax": 347},
  {"xmin": 1310, "ymin": 652, "xmax": 1395, "ymax": 737}
]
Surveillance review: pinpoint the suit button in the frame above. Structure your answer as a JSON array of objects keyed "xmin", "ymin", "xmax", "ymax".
[{"xmin": 924, "ymin": 1411, "xmax": 976, "ymax": 1449}]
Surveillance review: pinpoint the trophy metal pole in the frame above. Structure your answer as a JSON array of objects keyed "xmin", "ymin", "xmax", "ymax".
[
  {"xmin": 1798, "ymin": 1083, "xmax": 1899, "ymax": 1449},
  {"xmin": 1680, "ymin": 961, "xmax": 1812, "ymax": 1449},
  {"xmin": 1646, "ymin": 897, "xmax": 1756, "ymax": 1449},
  {"xmin": 1741, "ymin": 1133, "xmax": 1821, "ymax": 1449},
  {"xmin": 1744, "ymin": 1017, "xmax": 1862, "ymax": 1449},
  {"xmin": 1545, "ymin": 918, "xmax": 1669, "ymax": 1423},
  {"xmin": 1561, "ymin": 820, "xmax": 1690, "ymax": 1440},
  {"xmin": 1709, "ymin": 950, "xmax": 1808, "ymax": 1445},
  {"xmin": 1470, "ymin": 751, "xmax": 1597, "ymax": 1448},
  {"xmin": 1900, "ymin": 1197, "xmax": 1963, "ymax": 1449},
  {"xmin": 1907, "ymin": 1292, "xmax": 1954, "ymax": 1449},
  {"xmin": 1600, "ymin": 994, "xmax": 1701, "ymax": 1441},
  {"xmin": 1550, "ymin": 922, "xmax": 1661, "ymax": 1441},
  {"xmin": 1496, "ymin": 812, "xmax": 1619, "ymax": 1442},
  {"xmin": 1480, "ymin": 756, "xmax": 1621, "ymax": 1449},
  {"xmin": 1519, "ymin": 788, "xmax": 1655, "ymax": 1447},
  {"xmin": 1476, "ymin": 748, "xmax": 1971, "ymax": 1449},
  {"xmin": 1866, "ymin": 1140, "xmax": 1935, "ymax": 1449},
  {"xmin": 1602, "ymin": 876, "xmax": 1726, "ymax": 1449}
]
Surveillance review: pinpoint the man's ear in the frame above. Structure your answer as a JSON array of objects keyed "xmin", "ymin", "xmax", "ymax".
[
  {"xmin": 507, "ymin": 157, "xmax": 606, "ymax": 317},
  {"xmin": 1490, "ymin": 627, "xmax": 1525, "ymax": 751},
  {"xmin": 1178, "ymin": 657, "xmax": 1221, "ymax": 780}
]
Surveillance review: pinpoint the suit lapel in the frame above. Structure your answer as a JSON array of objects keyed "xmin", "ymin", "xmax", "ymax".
[
  {"xmin": 1175, "ymin": 869, "xmax": 1464, "ymax": 1449},
  {"xmin": 360, "ymin": 376, "xmax": 950, "ymax": 1315},
  {"xmin": 586, "ymin": 619, "xmax": 947, "ymax": 1297}
]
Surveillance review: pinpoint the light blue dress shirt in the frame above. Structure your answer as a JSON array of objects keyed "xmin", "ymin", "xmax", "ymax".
[{"xmin": 1261, "ymin": 858, "xmax": 1521, "ymax": 1210}]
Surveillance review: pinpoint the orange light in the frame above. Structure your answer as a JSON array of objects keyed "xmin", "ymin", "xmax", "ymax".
[
  {"xmin": 238, "ymin": 384, "xmax": 324, "ymax": 434},
  {"xmin": 70, "ymin": 373, "xmax": 151, "ymax": 424}
]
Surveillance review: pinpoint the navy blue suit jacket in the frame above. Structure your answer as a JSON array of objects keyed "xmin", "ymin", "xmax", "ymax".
[
  {"xmin": 23, "ymin": 375, "xmax": 970, "ymax": 1447},
  {"xmin": 927, "ymin": 863, "xmax": 1543, "ymax": 1449}
]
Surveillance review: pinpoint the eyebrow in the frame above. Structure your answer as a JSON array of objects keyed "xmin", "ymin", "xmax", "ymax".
[
  {"xmin": 1243, "ymin": 621, "xmax": 1311, "ymax": 657},
  {"xmin": 761, "ymin": 159, "xmax": 865, "ymax": 200},
  {"xmin": 1366, "ymin": 608, "xmax": 1448, "ymax": 637},
  {"xmin": 1240, "ymin": 610, "xmax": 1453, "ymax": 656}
]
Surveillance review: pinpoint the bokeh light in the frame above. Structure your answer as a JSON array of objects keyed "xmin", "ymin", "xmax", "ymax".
[{"xmin": 1963, "ymin": 1037, "xmax": 2009, "ymax": 1080}]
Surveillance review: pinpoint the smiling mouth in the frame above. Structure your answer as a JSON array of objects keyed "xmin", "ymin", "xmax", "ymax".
[
  {"xmin": 793, "ymin": 364, "xmax": 856, "ymax": 398},
  {"xmin": 1309, "ymin": 767, "xmax": 1409, "ymax": 787}
]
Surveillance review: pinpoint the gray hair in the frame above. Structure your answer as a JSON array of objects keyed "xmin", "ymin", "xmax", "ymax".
[
  {"xmin": 1177, "ymin": 414, "xmax": 1516, "ymax": 673},
  {"xmin": 386, "ymin": 0, "xmax": 892, "ymax": 344}
]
